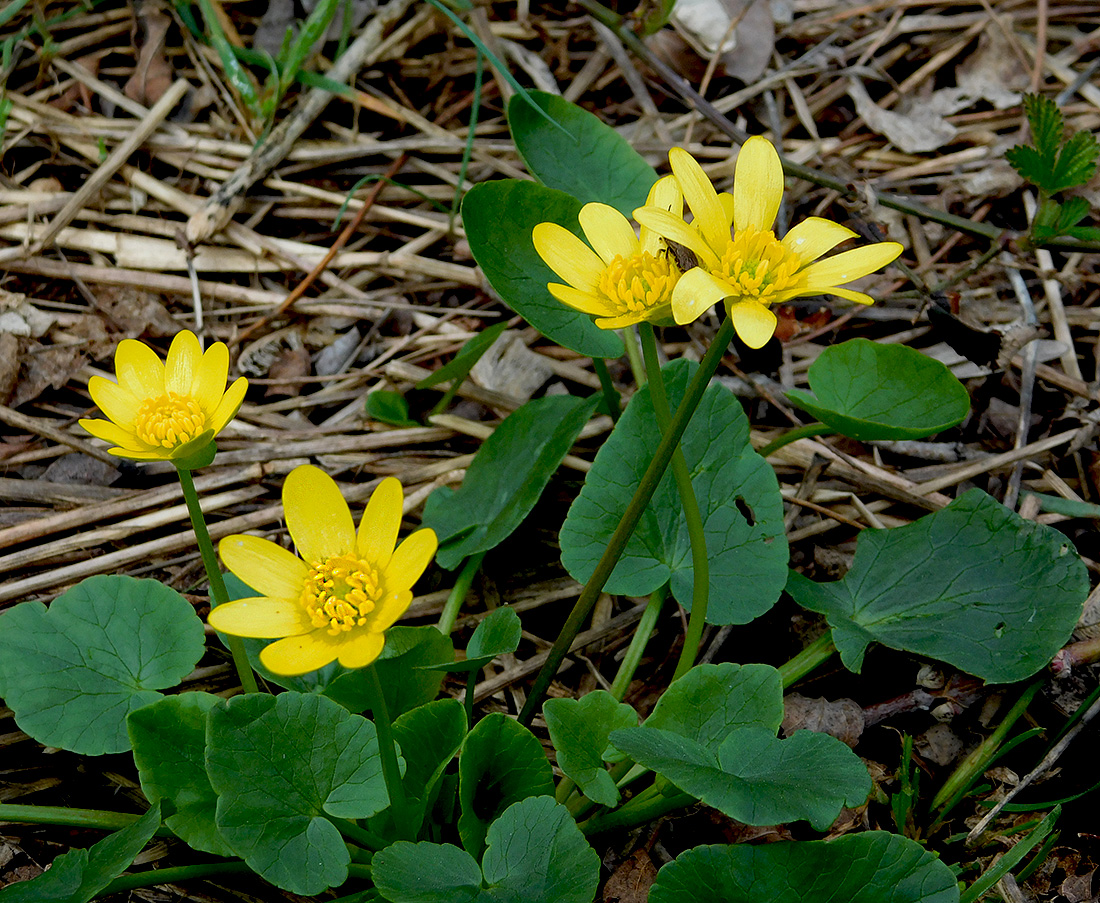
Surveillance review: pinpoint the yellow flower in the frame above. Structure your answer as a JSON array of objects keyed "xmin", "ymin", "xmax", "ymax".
[
  {"xmin": 209, "ymin": 465, "xmax": 437, "ymax": 676},
  {"xmin": 79, "ymin": 330, "xmax": 248, "ymax": 462},
  {"xmin": 633, "ymin": 137, "xmax": 904, "ymax": 348},
  {"xmin": 532, "ymin": 176, "xmax": 684, "ymax": 329}
]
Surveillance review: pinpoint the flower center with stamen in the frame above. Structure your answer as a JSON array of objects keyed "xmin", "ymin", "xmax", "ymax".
[
  {"xmin": 134, "ymin": 393, "xmax": 206, "ymax": 448},
  {"xmin": 301, "ymin": 554, "xmax": 383, "ymax": 636},
  {"xmin": 717, "ymin": 227, "xmax": 801, "ymax": 305},
  {"xmin": 597, "ymin": 251, "xmax": 679, "ymax": 315}
]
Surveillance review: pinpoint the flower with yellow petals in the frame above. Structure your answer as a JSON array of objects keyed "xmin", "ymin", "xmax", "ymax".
[
  {"xmin": 79, "ymin": 330, "xmax": 248, "ymax": 463},
  {"xmin": 209, "ymin": 465, "xmax": 437, "ymax": 676},
  {"xmin": 532, "ymin": 176, "xmax": 684, "ymax": 329},
  {"xmin": 633, "ymin": 137, "xmax": 904, "ymax": 348}
]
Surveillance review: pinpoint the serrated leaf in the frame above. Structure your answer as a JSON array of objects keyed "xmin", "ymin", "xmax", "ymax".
[
  {"xmin": 611, "ymin": 725, "xmax": 871, "ymax": 831},
  {"xmin": 458, "ymin": 713, "xmax": 554, "ymax": 858},
  {"xmin": 367, "ymin": 390, "xmax": 418, "ymax": 427},
  {"xmin": 0, "ymin": 803, "xmax": 161, "ymax": 903},
  {"xmin": 424, "ymin": 394, "xmax": 598, "ymax": 569},
  {"xmin": 507, "ymin": 91, "xmax": 658, "ymax": 217},
  {"xmin": 1005, "ymin": 144, "xmax": 1048, "ymax": 187},
  {"xmin": 461, "ymin": 180, "xmax": 623, "ymax": 359},
  {"xmin": 372, "ymin": 842, "xmax": 483, "ymax": 903},
  {"xmin": 1049, "ymin": 129, "xmax": 1100, "ymax": 193},
  {"xmin": 1022, "ymin": 93, "xmax": 1064, "ymax": 162},
  {"xmin": 206, "ymin": 691, "xmax": 389, "ymax": 896},
  {"xmin": 544, "ymin": 691, "xmax": 637, "ymax": 807},
  {"xmin": 393, "ymin": 698, "xmax": 468, "ymax": 834},
  {"xmin": 784, "ymin": 339, "xmax": 970, "ymax": 441},
  {"xmin": 785, "ymin": 489, "xmax": 1087, "ymax": 680},
  {"xmin": 128, "ymin": 692, "xmax": 234, "ymax": 856},
  {"xmin": 560, "ymin": 359, "xmax": 788, "ymax": 624},
  {"xmin": 649, "ymin": 833, "xmax": 959, "ymax": 903},
  {"xmin": 1056, "ymin": 196, "xmax": 1091, "ymax": 231},
  {"xmin": 417, "ymin": 322, "xmax": 510, "ymax": 389},
  {"xmin": 0, "ymin": 575, "xmax": 205, "ymax": 755}
]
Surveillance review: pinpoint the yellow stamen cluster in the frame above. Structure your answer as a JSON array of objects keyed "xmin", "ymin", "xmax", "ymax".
[
  {"xmin": 717, "ymin": 228, "xmax": 800, "ymax": 305},
  {"xmin": 134, "ymin": 394, "xmax": 206, "ymax": 448},
  {"xmin": 301, "ymin": 554, "xmax": 383, "ymax": 635},
  {"xmin": 597, "ymin": 251, "xmax": 678, "ymax": 315}
]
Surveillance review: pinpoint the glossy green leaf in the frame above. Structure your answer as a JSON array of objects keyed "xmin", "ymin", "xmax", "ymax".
[
  {"xmin": 458, "ymin": 713, "xmax": 554, "ymax": 858},
  {"xmin": 508, "ymin": 91, "xmax": 658, "ymax": 217},
  {"xmin": 393, "ymin": 698, "xmax": 468, "ymax": 833},
  {"xmin": 417, "ymin": 322, "xmax": 510, "ymax": 389},
  {"xmin": 424, "ymin": 394, "xmax": 599, "ymax": 569},
  {"xmin": 128, "ymin": 692, "xmax": 233, "ymax": 857},
  {"xmin": 612, "ymin": 725, "xmax": 871, "ymax": 831},
  {"xmin": 206, "ymin": 691, "xmax": 389, "ymax": 895},
  {"xmin": 367, "ymin": 389, "xmax": 418, "ymax": 427},
  {"xmin": 560, "ymin": 359, "xmax": 788, "ymax": 624},
  {"xmin": 462, "ymin": 180, "xmax": 623, "ymax": 359},
  {"xmin": 649, "ymin": 833, "xmax": 959, "ymax": 903},
  {"xmin": 786, "ymin": 489, "xmax": 1088, "ymax": 681},
  {"xmin": 373, "ymin": 842, "xmax": 483, "ymax": 903},
  {"xmin": 544, "ymin": 691, "xmax": 637, "ymax": 807},
  {"xmin": 0, "ymin": 575, "xmax": 205, "ymax": 755},
  {"xmin": 0, "ymin": 803, "xmax": 161, "ymax": 903},
  {"xmin": 645, "ymin": 663, "xmax": 784, "ymax": 743},
  {"xmin": 785, "ymin": 339, "xmax": 970, "ymax": 441},
  {"xmin": 325, "ymin": 625, "xmax": 453, "ymax": 718},
  {"xmin": 422, "ymin": 607, "xmax": 523, "ymax": 673}
]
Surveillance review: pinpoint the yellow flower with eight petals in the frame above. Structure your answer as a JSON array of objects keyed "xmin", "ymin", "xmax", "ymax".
[
  {"xmin": 209, "ymin": 465, "xmax": 437, "ymax": 676},
  {"xmin": 79, "ymin": 330, "xmax": 248, "ymax": 462},
  {"xmin": 532, "ymin": 176, "xmax": 683, "ymax": 329},
  {"xmin": 633, "ymin": 137, "xmax": 904, "ymax": 348}
]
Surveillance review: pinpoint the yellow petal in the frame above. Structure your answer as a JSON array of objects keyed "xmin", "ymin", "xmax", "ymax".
[
  {"xmin": 79, "ymin": 418, "xmax": 144, "ymax": 451},
  {"xmin": 89, "ymin": 376, "xmax": 142, "ymax": 428},
  {"xmin": 260, "ymin": 632, "xmax": 340, "ymax": 676},
  {"xmin": 371, "ymin": 590, "xmax": 413, "ymax": 633},
  {"xmin": 532, "ymin": 222, "xmax": 605, "ymax": 293},
  {"xmin": 192, "ymin": 342, "xmax": 230, "ymax": 418},
  {"xmin": 671, "ymin": 267, "xmax": 733, "ymax": 324},
  {"xmin": 733, "ymin": 136, "xmax": 783, "ymax": 233},
  {"xmin": 209, "ymin": 376, "xmax": 248, "ymax": 434},
  {"xmin": 718, "ymin": 192, "xmax": 735, "ymax": 226},
  {"xmin": 114, "ymin": 339, "xmax": 165, "ymax": 399},
  {"xmin": 164, "ymin": 330, "xmax": 202, "ymax": 396},
  {"xmin": 595, "ymin": 307, "xmax": 668, "ymax": 330},
  {"xmin": 337, "ymin": 632, "xmax": 386, "ymax": 669},
  {"xmin": 640, "ymin": 176, "xmax": 683, "ymax": 255},
  {"xmin": 728, "ymin": 300, "xmax": 778, "ymax": 349},
  {"xmin": 669, "ymin": 147, "xmax": 729, "ymax": 256},
  {"xmin": 632, "ymin": 207, "xmax": 720, "ymax": 271},
  {"xmin": 547, "ymin": 283, "xmax": 617, "ymax": 317},
  {"xmin": 781, "ymin": 217, "xmax": 857, "ymax": 266},
  {"xmin": 823, "ymin": 286, "xmax": 876, "ymax": 306},
  {"xmin": 797, "ymin": 242, "xmax": 903, "ymax": 290},
  {"xmin": 357, "ymin": 477, "xmax": 404, "ymax": 569},
  {"xmin": 579, "ymin": 203, "xmax": 638, "ymax": 263},
  {"xmin": 283, "ymin": 465, "xmax": 355, "ymax": 562},
  {"xmin": 208, "ymin": 597, "xmax": 312, "ymax": 638},
  {"xmin": 108, "ymin": 448, "xmax": 173, "ymax": 461},
  {"xmin": 384, "ymin": 528, "xmax": 437, "ymax": 594},
  {"xmin": 219, "ymin": 533, "xmax": 309, "ymax": 599}
]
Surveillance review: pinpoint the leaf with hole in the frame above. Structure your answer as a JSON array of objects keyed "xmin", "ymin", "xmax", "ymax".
[
  {"xmin": 785, "ymin": 489, "xmax": 1088, "ymax": 680},
  {"xmin": 560, "ymin": 359, "xmax": 788, "ymax": 624}
]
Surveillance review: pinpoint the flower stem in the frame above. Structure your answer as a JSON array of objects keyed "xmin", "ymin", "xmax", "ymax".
[
  {"xmin": 608, "ymin": 587, "xmax": 666, "ymax": 701},
  {"xmin": 578, "ymin": 783, "xmax": 695, "ymax": 836},
  {"xmin": 622, "ymin": 325, "xmax": 646, "ymax": 387},
  {"xmin": 777, "ymin": 631, "xmax": 837, "ymax": 688},
  {"xmin": 175, "ymin": 465, "xmax": 259, "ymax": 694},
  {"xmin": 0, "ymin": 804, "xmax": 148, "ymax": 832},
  {"xmin": 437, "ymin": 551, "xmax": 484, "ymax": 635},
  {"xmin": 363, "ymin": 663, "xmax": 415, "ymax": 841},
  {"xmin": 101, "ymin": 862, "xmax": 250, "ymax": 895},
  {"xmin": 518, "ymin": 316, "xmax": 735, "ymax": 726},
  {"xmin": 638, "ymin": 323, "xmax": 709, "ymax": 683},
  {"xmin": 757, "ymin": 422, "xmax": 833, "ymax": 458},
  {"xmin": 592, "ymin": 357, "xmax": 621, "ymax": 422}
]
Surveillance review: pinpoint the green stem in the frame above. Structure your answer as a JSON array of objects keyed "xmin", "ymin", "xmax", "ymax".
[
  {"xmin": 757, "ymin": 422, "xmax": 833, "ymax": 458},
  {"xmin": 518, "ymin": 316, "xmax": 735, "ymax": 726},
  {"xmin": 638, "ymin": 324, "xmax": 709, "ymax": 682},
  {"xmin": 437, "ymin": 551, "xmax": 484, "ymax": 635},
  {"xmin": 778, "ymin": 631, "xmax": 838, "ymax": 688},
  {"xmin": 328, "ymin": 814, "xmax": 386, "ymax": 851},
  {"xmin": 101, "ymin": 862, "xmax": 250, "ymax": 895},
  {"xmin": 363, "ymin": 663, "xmax": 415, "ymax": 840},
  {"xmin": 592, "ymin": 357, "xmax": 622, "ymax": 422},
  {"xmin": 622, "ymin": 325, "xmax": 646, "ymax": 387},
  {"xmin": 608, "ymin": 587, "xmax": 666, "ymax": 700},
  {"xmin": 175, "ymin": 465, "xmax": 259, "ymax": 694},
  {"xmin": 578, "ymin": 784, "xmax": 695, "ymax": 836},
  {"xmin": 0, "ymin": 804, "xmax": 145, "ymax": 832}
]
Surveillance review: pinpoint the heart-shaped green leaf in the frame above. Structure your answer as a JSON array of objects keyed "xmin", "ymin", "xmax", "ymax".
[
  {"xmin": 507, "ymin": 91, "xmax": 658, "ymax": 217},
  {"xmin": 0, "ymin": 803, "xmax": 161, "ymax": 903},
  {"xmin": 424, "ymin": 394, "xmax": 598, "ymax": 569},
  {"xmin": 458, "ymin": 712, "xmax": 554, "ymax": 858},
  {"xmin": 127, "ymin": 692, "xmax": 233, "ymax": 856},
  {"xmin": 372, "ymin": 842, "xmax": 483, "ymax": 903},
  {"xmin": 393, "ymin": 698, "xmax": 468, "ymax": 833},
  {"xmin": 611, "ymin": 725, "xmax": 871, "ymax": 831},
  {"xmin": 786, "ymin": 489, "xmax": 1087, "ymax": 681},
  {"xmin": 0, "ymin": 575, "xmax": 205, "ymax": 755},
  {"xmin": 560, "ymin": 359, "xmax": 788, "ymax": 624},
  {"xmin": 462, "ymin": 180, "xmax": 623, "ymax": 359},
  {"xmin": 544, "ymin": 691, "xmax": 637, "ymax": 807},
  {"xmin": 422, "ymin": 607, "xmax": 523, "ymax": 673},
  {"xmin": 205, "ymin": 691, "xmax": 389, "ymax": 896},
  {"xmin": 785, "ymin": 339, "xmax": 970, "ymax": 441},
  {"xmin": 649, "ymin": 833, "xmax": 958, "ymax": 903}
]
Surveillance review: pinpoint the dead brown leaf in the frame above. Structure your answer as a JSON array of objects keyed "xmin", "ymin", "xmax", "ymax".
[
  {"xmin": 125, "ymin": 0, "xmax": 174, "ymax": 106},
  {"xmin": 264, "ymin": 345, "xmax": 312, "ymax": 397},
  {"xmin": 602, "ymin": 849, "xmax": 657, "ymax": 903},
  {"xmin": 782, "ymin": 693, "xmax": 865, "ymax": 747}
]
